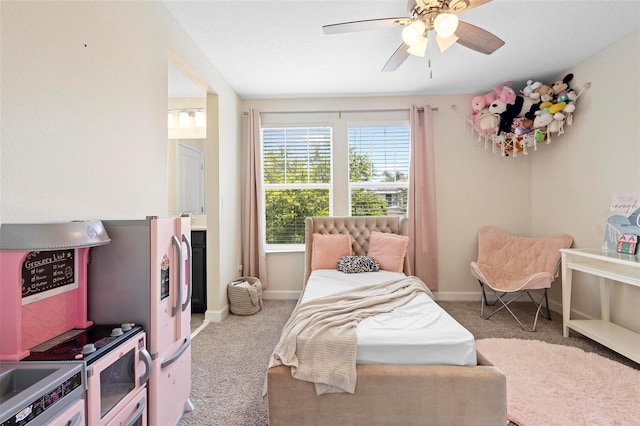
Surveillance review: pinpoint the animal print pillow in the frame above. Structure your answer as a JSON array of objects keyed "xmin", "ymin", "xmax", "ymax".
[{"xmin": 337, "ymin": 256, "xmax": 380, "ymax": 273}]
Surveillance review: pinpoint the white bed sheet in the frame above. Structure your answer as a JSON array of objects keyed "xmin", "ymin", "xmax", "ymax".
[{"xmin": 301, "ymin": 269, "xmax": 477, "ymax": 365}]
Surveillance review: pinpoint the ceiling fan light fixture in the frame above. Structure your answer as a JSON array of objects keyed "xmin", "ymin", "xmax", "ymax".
[
  {"xmin": 407, "ymin": 35, "xmax": 428, "ymax": 57},
  {"xmin": 401, "ymin": 20, "xmax": 426, "ymax": 46},
  {"xmin": 436, "ymin": 33, "xmax": 459, "ymax": 52},
  {"xmin": 434, "ymin": 13, "xmax": 459, "ymax": 38}
]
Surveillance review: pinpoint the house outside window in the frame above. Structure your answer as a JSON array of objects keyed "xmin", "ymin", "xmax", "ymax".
[{"xmin": 348, "ymin": 125, "xmax": 410, "ymax": 216}]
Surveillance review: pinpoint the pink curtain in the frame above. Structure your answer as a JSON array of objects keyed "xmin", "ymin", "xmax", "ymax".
[
  {"xmin": 242, "ymin": 108, "xmax": 268, "ymax": 288},
  {"xmin": 408, "ymin": 105, "xmax": 438, "ymax": 290}
]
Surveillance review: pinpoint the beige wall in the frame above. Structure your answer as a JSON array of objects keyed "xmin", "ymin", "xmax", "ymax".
[
  {"xmin": 243, "ymin": 95, "xmax": 532, "ymax": 300},
  {"xmin": 531, "ymin": 32, "xmax": 640, "ymax": 332},
  {"xmin": 0, "ymin": 1, "xmax": 243, "ymax": 321}
]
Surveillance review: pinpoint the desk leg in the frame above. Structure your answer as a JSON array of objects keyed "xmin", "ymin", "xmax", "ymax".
[
  {"xmin": 599, "ymin": 277, "xmax": 610, "ymax": 322},
  {"xmin": 561, "ymin": 254, "xmax": 571, "ymax": 338}
]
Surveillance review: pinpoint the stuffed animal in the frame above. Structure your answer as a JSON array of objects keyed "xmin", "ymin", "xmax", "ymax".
[
  {"xmin": 511, "ymin": 117, "xmax": 533, "ymax": 135},
  {"xmin": 490, "ymin": 95, "xmax": 540, "ymax": 118},
  {"xmin": 521, "ymin": 80, "xmax": 542, "ymax": 99},
  {"xmin": 494, "ymin": 82, "xmax": 516, "ymax": 104},
  {"xmin": 548, "ymin": 102, "xmax": 566, "ymax": 114},
  {"xmin": 533, "ymin": 110, "xmax": 554, "ymax": 129},
  {"xmin": 535, "ymin": 84, "xmax": 554, "ymax": 102},
  {"xmin": 557, "ymin": 92, "xmax": 577, "ymax": 103},
  {"xmin": 555, "ymin": 74, "xmax": 581, "ymax": 120},
  {"xmin": 471, "ymin": 91, "xmax": 498, "ymax": 115},
  {"xmin": 489, "ymin": 98, "xmax": 519, "ymax": 135},
  {"xmin": 563, "ymin": 102, "xmax": 576, "ymax": 113},
  {"xmin": 534, "ymin": 128, "xmax": 547, "ymax": 143},
  {"xmin": 548, "ymin": 112, "xmax": 566, "ymax": 134},
  {"xmin": 552, "ymin": 73, "xmax": 574, "ymax": 98},
  {"xmin": 473, "ymin": 108, "xmax": 499, "ymax": 136}
]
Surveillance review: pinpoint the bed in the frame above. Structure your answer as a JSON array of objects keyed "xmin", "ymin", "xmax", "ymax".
[{"xmin": 265, "ymin": 216, "xmax": 507, "ymax": 425}]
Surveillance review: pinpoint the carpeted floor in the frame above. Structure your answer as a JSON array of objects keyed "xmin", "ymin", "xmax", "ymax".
[
  {"xmin": 179, "ymin": 300, "xmax": 296, "ymax": 426},
  {"xmin": 179, "ymin": 299, "xmax": 638, "ymax": 426}
]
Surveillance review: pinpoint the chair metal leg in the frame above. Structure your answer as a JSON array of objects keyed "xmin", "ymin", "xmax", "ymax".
[
  {"xmin": 478, "ymin": 280, "xmax": 498, "ymax": 306},
  {"xmin": 480, "ymin": 287, "xmax": 551, "ymax": 332},
  {"xmin": 479, "ymin": 280, "xmax": 499, "ymax": 319},
  {"xmin": 526, "ymin": 288, "xmax": 551, "ymax": 320}
]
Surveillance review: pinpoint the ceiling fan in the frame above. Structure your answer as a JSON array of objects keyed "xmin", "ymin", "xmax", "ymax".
[{"xmin": 322, "ymin": 0, "xmax": 505, "ymax": 72}]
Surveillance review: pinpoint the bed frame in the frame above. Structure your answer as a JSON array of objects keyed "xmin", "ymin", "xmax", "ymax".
[{"xmin": 266, "ymin": 216, "xmax": 507, "ymax": 425}]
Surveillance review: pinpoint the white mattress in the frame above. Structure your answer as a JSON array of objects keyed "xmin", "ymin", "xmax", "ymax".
[{"xmin": 301, "ymin": 269, "xmax": 477, "ymax": 365}]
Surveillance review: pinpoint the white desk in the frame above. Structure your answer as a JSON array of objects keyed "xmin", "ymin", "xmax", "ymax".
[{"xmin": 560, "ymin": 248, "xmax": 640, "ymax": 363}]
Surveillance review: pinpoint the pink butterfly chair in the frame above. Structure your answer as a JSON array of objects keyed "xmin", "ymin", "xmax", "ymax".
[{"xmin": 470, "ymin": 226, "xmax": 573, "ymax": 331}]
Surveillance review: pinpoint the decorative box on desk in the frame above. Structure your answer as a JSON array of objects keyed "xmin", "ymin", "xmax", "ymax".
[{"xmin": 560, "ymin": 248, "xmax": 640, "ymax": 363}]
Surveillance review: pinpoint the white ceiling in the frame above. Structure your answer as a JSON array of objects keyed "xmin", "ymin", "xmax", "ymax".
[{"xmin": 164, "ymin": 0, "xmax": 640, "ymax": 100}]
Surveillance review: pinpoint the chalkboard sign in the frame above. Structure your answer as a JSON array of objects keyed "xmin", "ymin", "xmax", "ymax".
[{"xmin": 21, "ymin": 249, "xmax": 77, "ymax": 305}]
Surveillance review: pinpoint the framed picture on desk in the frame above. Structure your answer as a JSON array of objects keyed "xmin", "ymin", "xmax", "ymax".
[{"xmin": 603, "ymin": 192, "xmax": 640, "ymax": 252}]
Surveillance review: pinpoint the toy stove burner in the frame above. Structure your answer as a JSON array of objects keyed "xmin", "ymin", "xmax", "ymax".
[{"xmin": 25, "ymin": 323, "xmax": 143, "ymax": 364}]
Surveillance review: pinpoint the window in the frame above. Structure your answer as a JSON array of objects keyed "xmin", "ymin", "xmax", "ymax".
[
  {"xmin": 260, "ymin": 119, "xmax": 410, "ymax": 249},
  {"xmin": 348, "ymin": 125, "xmax": 410, "ymax": 216},
  {"xmin": 262, "ymin": 127, "xmax": 332, "ymax": 245}
]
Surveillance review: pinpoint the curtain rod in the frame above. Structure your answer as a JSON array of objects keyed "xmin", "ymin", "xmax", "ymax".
[{"xmin": 241, "ymin": 106, "xmax": 437, "ymax": 116}]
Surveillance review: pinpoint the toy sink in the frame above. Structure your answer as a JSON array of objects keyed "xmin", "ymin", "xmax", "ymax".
[
  {"xmin": 0, "ymin": 367, "xmax": 58, "ymax": 403},
  {"xmin": 0, "ymin": 362, "xmax": 84, "ymax": 424}
]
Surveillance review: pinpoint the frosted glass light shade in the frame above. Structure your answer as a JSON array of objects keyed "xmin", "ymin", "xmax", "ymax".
[
  {"xmin": 178, "ymin": 111, "xmax": 190, "ymax": 128},
  {"xmin": 195, "ymin": 111, "xmax": 206, "ymax": 128},
  {"xmin": 436, "ymin": 33, "xmax": 459, "ymax": 52},
  {"xmin": 434, "ymin": 13, "xmax": 459, "ymax": 38},
  {"xmin": 407, "ymin": 36, "xmax": 428, "ymax": 57},
  {"xmin": 401, "ymin": 20, "xmax": 426, "ymax": 46}
]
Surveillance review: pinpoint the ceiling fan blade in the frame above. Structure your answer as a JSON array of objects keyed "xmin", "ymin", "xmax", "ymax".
[
  {"xmin": 382, "ymin": 43, "xmax": 411, "ymax": 72},
  {"xmin": 406, "ymin": 0, "xmax": 418, "ymax": 15},
  {"xmin": 323, "ymin": 17, "xmax": 408, "ymax": 34},
  {"xmin": 455, "ymin": 20, "xmax": 504, "ymax": 54},
  {"xmin": 449, "ymin": 0, "xmax": 493, "ymax": 14}
]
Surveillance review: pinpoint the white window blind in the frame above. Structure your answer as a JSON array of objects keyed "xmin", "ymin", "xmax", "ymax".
[
  {"xmin": 262, "ymin": 127, "xmax": 332, "ymax": 245},
  {"xmin": 348, "ymin": 125, "xmax": 410, "ymax": 216}
]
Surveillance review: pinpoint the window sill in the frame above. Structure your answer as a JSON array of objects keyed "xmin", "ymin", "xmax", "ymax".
[{"xmin": 266, "ymin": 244, "xmax": 305, "ymax": 254}]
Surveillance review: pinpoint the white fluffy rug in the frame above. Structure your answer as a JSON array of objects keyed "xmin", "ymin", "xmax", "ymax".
[{"xmin": 475, "ymin": 338, "xmax": 640, "ymax": 426}]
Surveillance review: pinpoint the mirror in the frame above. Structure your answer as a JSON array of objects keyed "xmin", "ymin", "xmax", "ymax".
[{"xmin": 168, "ymin": 60, "xmax": 206, "ymax": 215}]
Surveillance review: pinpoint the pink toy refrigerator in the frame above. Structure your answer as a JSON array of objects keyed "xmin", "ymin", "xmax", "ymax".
[{"xmin": 87, "ymin": 216, "xmax": 193, "ymax": 426}]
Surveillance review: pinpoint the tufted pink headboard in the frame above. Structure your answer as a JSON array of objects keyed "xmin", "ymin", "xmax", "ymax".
[{"xmin": 304, "ymin": 216, "xmax": 411, "ymax": 285}]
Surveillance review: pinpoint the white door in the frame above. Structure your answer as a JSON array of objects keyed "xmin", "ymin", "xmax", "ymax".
[{"xmin": 177, "ymin": 142, "xmax": 204, "ymax": 214}]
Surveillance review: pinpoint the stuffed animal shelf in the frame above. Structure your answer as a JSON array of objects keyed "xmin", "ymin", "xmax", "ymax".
[{"xmin": 463, "ymin": 74, "xmax": 591, "ymax": 157}]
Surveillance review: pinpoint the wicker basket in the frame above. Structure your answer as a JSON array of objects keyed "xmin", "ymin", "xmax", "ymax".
[{"xmin": 227, "ymin": 276, "xmax": 263, "ymax": 315}]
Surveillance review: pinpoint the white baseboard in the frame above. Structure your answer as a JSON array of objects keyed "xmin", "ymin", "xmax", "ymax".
[
  {"xmin": 431, "ymin": 291, "xmax": 481, "ymax": 302},
  {"xmin": 548, "ymin": 299, "xmax": 593, "ymax": 320},
  {"xmin": 435, "ymin": 291, "xmax": 596, "ymax": 320},
  {"xmin": 246, "ymin": 289, "xmax": 596, "ymax": 323},
  {"xmin": 190, "ymin": 320, "xmax": 210, "ymax": 339},
  {"xmin": 263, "ymin": 290, "xmax": 300, "ymax": 300},
  {"xmin": 548, "ymin": 299, "xmax": 562, "ymax": 315},
  {"xmin": 205, "ymin": 306, "xmax": 229, "ymax": 323},
  {"xmin": 430, "ymin": 291, "xmax": 546, "ymax": 303}
]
